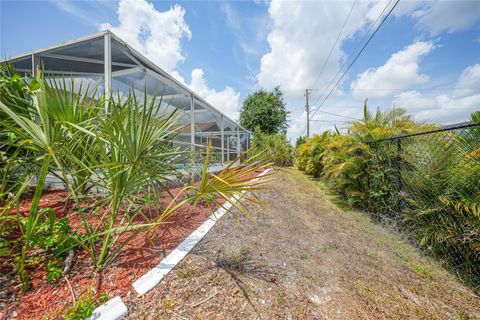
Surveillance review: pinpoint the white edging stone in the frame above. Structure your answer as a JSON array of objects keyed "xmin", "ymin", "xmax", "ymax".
[
  {"xmin": 132, "ymin": 168, "xmax": 272, "ymax": 295},
  {"xmin": 88, "ymin": 296, "xmax": 127, "ymax": 320}
]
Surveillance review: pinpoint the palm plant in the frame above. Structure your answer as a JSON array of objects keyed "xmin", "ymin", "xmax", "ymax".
[
  {"xmin": 72, "ymin": 92, "xmax": 184, "ymax": 269},
  {"xmin": 45, "ymin": 78, "xmax": 104, "ymax": 194},
  {"xmin": 320, "ymin": 102, "xmax": 426, "ymax": 210},
  {"xmin": 0, "ymin": 65, "xmax": 38, "ymax": 204},
  {"xmin": 296, "ymin": 131, "xmax": 332, "ymax": 177},
  {"xmin": 0, "ymin": 67, "xmax": 272, "ymax": 290},
  {"xmin": 349, "ymin": 100, "xmax": 427, "ymax": 141},
  {"xmin": 75, "ymin": 92, "xmax": 271, "ymax": 271},
  {"xmin": 0, "ymin": 69, "xmax": 86, "ymax": 289},
  {"xmin": 322, "ymin": 134, "xmax": 370, "ymax": 207},
  {"xmin": 402, "ymin": 111, "xmax": 480, "ymax": 286}
]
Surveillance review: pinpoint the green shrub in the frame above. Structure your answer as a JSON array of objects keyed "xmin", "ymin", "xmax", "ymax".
[
  {"xmin": 252, "ymin": 131, "xmax": 294, "ymax": 167},
  {"xmin": 296, "ymin": 131, "xmax": 332, "ymax": 177}
]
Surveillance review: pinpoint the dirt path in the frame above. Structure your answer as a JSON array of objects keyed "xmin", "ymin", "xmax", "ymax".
[{"xmin": 126, "ymin": 168, "xmax": 480, "ymax": 319}]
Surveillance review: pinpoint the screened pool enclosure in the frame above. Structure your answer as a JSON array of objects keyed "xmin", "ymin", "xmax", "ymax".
[{"xmin": 3, "ymin": 30, "xmax": 250, "ymax": 166}]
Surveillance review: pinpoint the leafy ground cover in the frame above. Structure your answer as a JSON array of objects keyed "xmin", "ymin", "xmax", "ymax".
[{"xmin": 126, "ymin": 168, "xmax": 480, "ymax": 319}]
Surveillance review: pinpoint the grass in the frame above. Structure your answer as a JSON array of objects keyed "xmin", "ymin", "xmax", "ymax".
[
  {"xmin": 282, "ymin": 168, "xmax": 479, "ymax": 318},
  {"xmin": 284, "ymin": 166, "xmax": 446, "ymax": 277}
]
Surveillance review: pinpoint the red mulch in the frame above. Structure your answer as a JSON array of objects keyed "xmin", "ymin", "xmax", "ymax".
[{"xmin": 0, "ymin": 170, "xmax": 263, "ymax": 320}]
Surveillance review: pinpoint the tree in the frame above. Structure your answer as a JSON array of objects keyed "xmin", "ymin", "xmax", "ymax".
[{"xmin": 240, "ymin": 86, "xmax": 288, "ymax": 134}]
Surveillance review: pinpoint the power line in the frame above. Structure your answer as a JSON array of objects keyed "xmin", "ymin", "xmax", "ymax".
[
  {"xmin": 311, "ymin": 0, "xmax": 358, "ymax": 90},
  {"xmin": 314, "ymin": 87, "xmax": 480, "ymax": 92},
  {"xmin": 309, "ymin": 0, "xmax": 395, "ymax": 108},
  {"xmin": 313, "ymin": 109, "xmax": 359, "ymax": 120},
  {"xmin": 310, "ymin": 0, "xmax": 400, "ymax": 121},
  {"xmin": 352, "ymin": 87, "xmax": 480, "ymax": 92},
  {"xmin": 310, "ymin": 119, "xmax": 351, "ymax": 123},
  {"xmin": 299, "ymin": 0, "xmax": 398, "ymax": 137}
]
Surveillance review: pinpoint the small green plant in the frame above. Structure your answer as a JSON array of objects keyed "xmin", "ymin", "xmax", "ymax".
[
  {"xmin": 64, "ymin": 290, "xmax": 109, "ymax": 320},
  {"xmin": 19, "ymin": 208, "xmax": 80, "ymax": 282},
  {"xmin": 177, "ymin": 263, "xmax": 198, "ymax": 279},
  {"xmin": 46, "ymin": 258, "xmax": 63, "ymax": 282},
  {"xmin": 27, "ymin": 209, "xmax": 75, "ymax": 253}
]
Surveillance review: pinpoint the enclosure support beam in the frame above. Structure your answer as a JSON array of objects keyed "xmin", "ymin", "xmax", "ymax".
[
  {"xmin": 31, "ymin": 54, "xmax": 39, "ymax": 77},
  {"xmin": 110, "ymin": 67, "xmax": 143, "ymax": 78},
  {"xmin": 40, "ymin": 53, "xmax": 138, "ymax": 68},
  {"xmin": 104, "ymin": 32, "xmax": 112, "ymax": 113},
  {"xmin": 221, "ymin": 115, "xmax": 225, "ymax": 164},
  {"xmin": 190, "ymin": 93, "xmax": 195, "ymax": 154},
  {"xmin": 237, "ymin": 127, "xmax": 241, "ymax": 159}
]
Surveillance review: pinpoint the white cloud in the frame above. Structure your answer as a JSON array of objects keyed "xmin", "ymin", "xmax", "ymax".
[
  {"xmin": 414, "ymin": 1, "xmax": 480, "ymax": 36},
  {"xmin": 257, "ymin": 1, "xmax": 379, "ymax": 97},
  {"xmin": 387, "ymin": 1, "xmax": 480, "ymax": 36},
  {"xmin": 52, "ymin": 0, "xmax": 95, "ymax": 25},
  {"xmin": 351, "ymin": 41, "xmax": 436, "ymax": 99},
  {"xmin": 257, "ymin": 0, "xmax": 386, "ymax": 140},
  {"xmin": 393, "ymin": 63, "xmax": 480, "ymax": 123},
  {"xmin": 454, "ymin": 64, "xmax": 480, "ymax": 98},
  {"xmin": 188, "ymin": 68, "xmax": 241, "ymax": 120},
  {"xmin": 99, "ymin": 0, "xmax": 191, "ymax": 74},
  {"xmin": 98, "ymin": 0, "xmax": 241, "ymax": 121},
  {"xmin": 221, "ymin": 2, "xmax": 270, "ymax": 58}
]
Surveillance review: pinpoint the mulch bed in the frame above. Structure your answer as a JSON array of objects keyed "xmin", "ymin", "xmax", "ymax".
[{"xmin": 0, "ymin": 171, "xmax": 262, "ymax": 320}]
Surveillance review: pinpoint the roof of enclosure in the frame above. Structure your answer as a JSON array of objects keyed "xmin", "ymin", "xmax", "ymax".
[{"xmin": 1, "ymin": 30, "xmax": 248, "ymax": 134}]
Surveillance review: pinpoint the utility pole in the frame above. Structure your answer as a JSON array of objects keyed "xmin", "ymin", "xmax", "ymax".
[{"xmin": 305, "ymin": 89, "xmax": 312, "ymax": 138}]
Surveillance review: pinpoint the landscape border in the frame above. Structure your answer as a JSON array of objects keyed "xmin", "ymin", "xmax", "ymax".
[{"xmin": 88, "ymin": 167, "xmax": 272, "ymax": 320}]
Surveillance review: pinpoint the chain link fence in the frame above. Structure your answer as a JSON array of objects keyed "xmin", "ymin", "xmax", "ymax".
[{"xmin": 367, "ymin": 122, "xmax": 480, "ymax": 290}]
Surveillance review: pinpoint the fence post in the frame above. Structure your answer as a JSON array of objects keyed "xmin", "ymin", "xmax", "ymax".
[
  {"xmin": 396, "ymin": 137, "xmax": 403, "ymax": 199},
  {"xmin": 396, "ymin": 138, "xmax": 403, "ymax": 190}
]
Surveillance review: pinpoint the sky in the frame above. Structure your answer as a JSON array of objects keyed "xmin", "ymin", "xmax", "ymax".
[{"xmin": 1, "ymin": 0, "xmax": 480, "ymax": 141}]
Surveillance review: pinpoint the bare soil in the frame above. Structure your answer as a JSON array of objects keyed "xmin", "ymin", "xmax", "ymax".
[{"xmin": 126, "ymin": 168, "xmax": 480, "ymax": 320}]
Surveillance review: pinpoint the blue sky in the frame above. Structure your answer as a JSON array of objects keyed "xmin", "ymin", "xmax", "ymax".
[{"xmin": 1, "ymin": 0, "xmax": 480, "ymax": 140}]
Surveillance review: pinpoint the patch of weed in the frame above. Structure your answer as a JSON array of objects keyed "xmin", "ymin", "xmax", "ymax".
[
  {"xmin": 276, "ymin": 295, "xmax": 286, "ymax": 306},
  {"xmin": 458, "ymin": 312, "xmax": 471, "ymax": 320},
  {"xmin": 408, "ymin": 262, "xmax": 433, "ymax": 279},
  {"xmin": 177, "ymin": 263, "xmax": 198, "ymax": 279},
  {"xmin": 163, "ymin": 300, "xmax": 176, "ymax": 310},
  {"xmin": 299, "ymin": 252, "xmax": 309, "ymax": 260}
]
